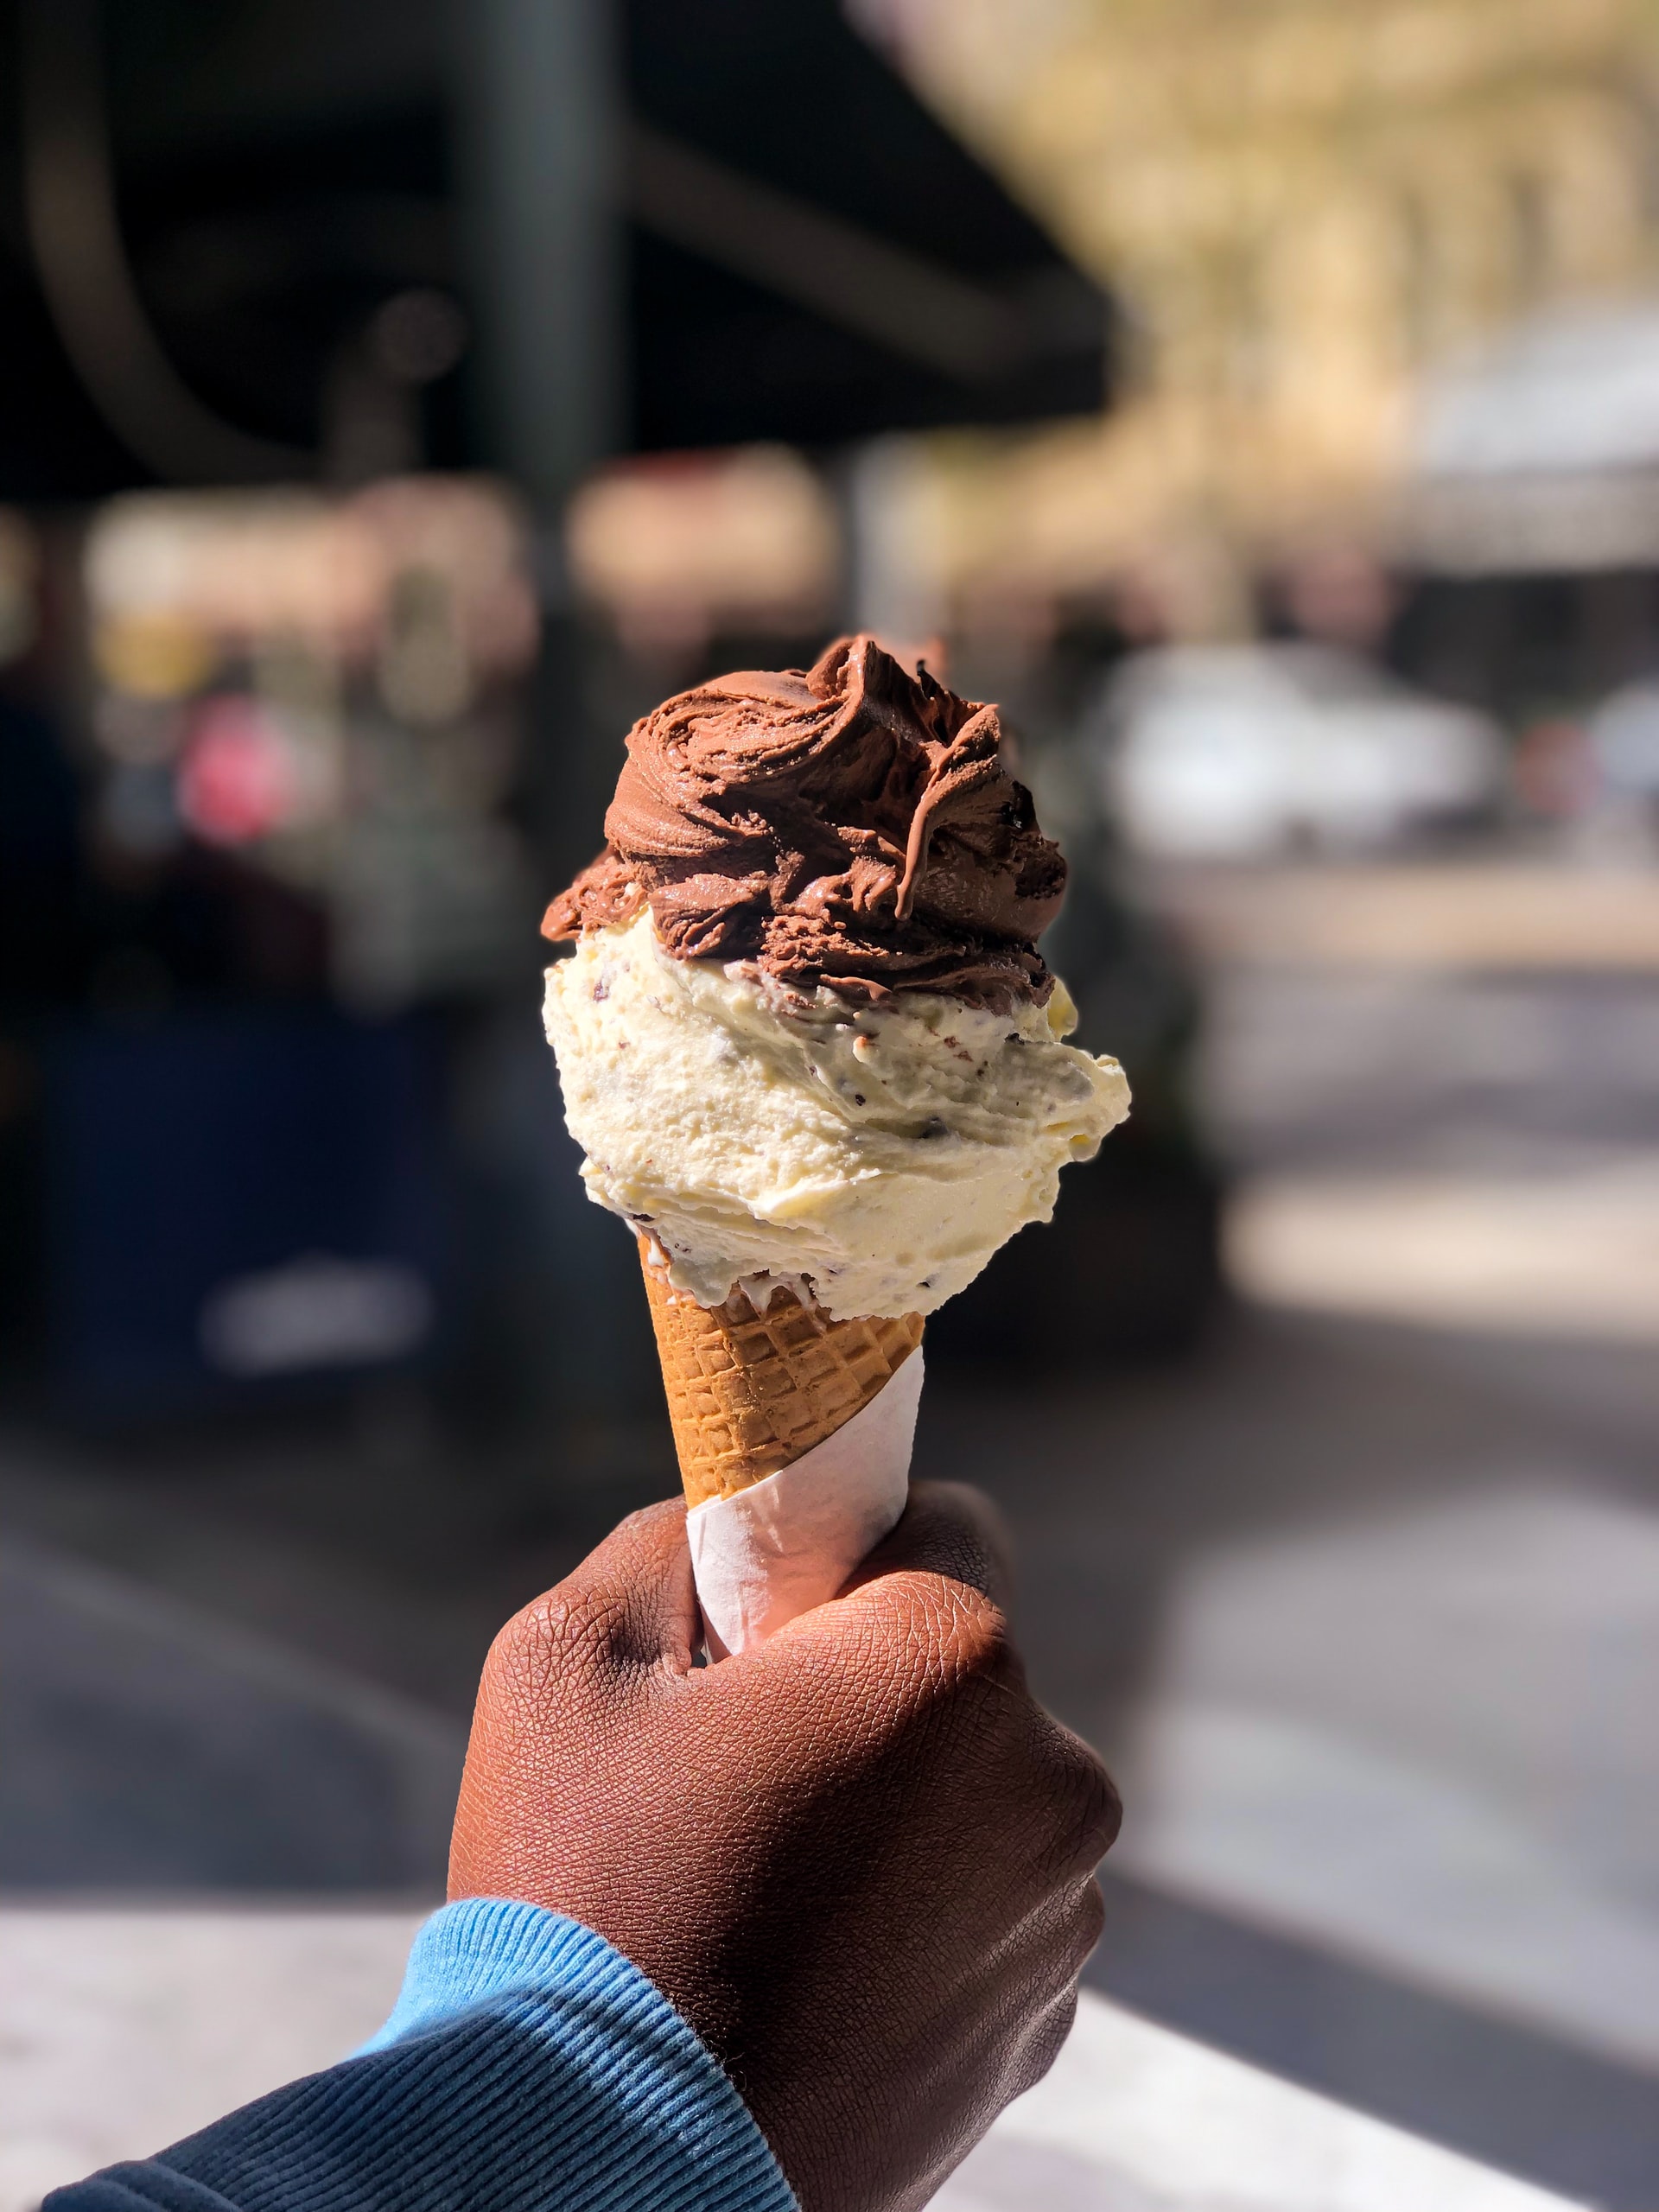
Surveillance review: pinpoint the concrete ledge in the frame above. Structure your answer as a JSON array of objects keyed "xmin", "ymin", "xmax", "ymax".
[{"xmin": 0, "ymin": 1907, "xmax": 1584, "ymax": 2212}]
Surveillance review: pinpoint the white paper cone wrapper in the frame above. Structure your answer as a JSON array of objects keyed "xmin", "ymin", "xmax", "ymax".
[{"xmin": 686, "ymin": 1348, "xmax": 924, "ymax": 1658}]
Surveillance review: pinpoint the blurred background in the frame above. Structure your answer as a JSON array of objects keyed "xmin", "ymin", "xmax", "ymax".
[{"xmin": 1, "ymin": 2, "xmax": 1655, "ymax": 2207}]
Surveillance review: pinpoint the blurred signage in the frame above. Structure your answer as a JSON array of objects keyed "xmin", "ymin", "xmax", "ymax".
[
  {"xmin": 566, "ymin": 446, "xmax": 839, "ymax": 652},
  {"xmin": 85, "ymin": 480, "xmax": 537, "ymax": 701},
  {"xmin": 79, "ymin": 479, "xmax": 540, "ymax": 1009}
]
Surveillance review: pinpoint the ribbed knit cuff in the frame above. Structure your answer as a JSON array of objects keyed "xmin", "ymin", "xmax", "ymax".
[{"xmin": 48, "ymin": 1901, "xmax": 796, "ymax": 2212}]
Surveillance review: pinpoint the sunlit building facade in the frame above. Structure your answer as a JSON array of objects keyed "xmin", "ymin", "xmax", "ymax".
[{"xmin": 861, "ymin": 0, "xmax": 1659, "ymax": 626}]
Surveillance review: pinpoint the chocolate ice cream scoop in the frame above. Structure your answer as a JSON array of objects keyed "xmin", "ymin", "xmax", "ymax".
[{"xmin": 542, "ymin": 633, "xmax": 1066, "ymax": 1007}]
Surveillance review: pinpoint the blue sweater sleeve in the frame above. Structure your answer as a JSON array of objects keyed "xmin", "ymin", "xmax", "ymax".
[{"xmin": 45, "ymin": 1898, "xmax": 797, "ymax": 2212}]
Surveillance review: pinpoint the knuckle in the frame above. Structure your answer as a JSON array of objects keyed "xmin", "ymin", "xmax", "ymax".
[
  {"xmin": 1012, "ymin": 1986, "xmax": 1079, "ymax": 2099},
  {"xmin": 1046, "ymin": 1730, "xmax": 1121, "ymax": 1870},
  {"xmin": 1072, "ymin": 1875, "xmax": 1107, "ymax": 1967},
  {"xmin": 482, "ymin": 1613, "xmax": 549, "ymax": 1712},
  {"xmin": 486, "ymin": 1578, "xmax": 610, "ymax": 1700},
  {"xmin": 615, "ymin": 1497, "xmax": 682, "ymax": 1543},
  {"xmin": 931, "ymin": 1580, "xmax": 1014, "ymax": 1681}
]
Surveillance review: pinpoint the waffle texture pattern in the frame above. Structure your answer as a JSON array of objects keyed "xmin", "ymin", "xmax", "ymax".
[
  {"xmin": 640, "ymin": 1249, "xmax": 925, "ymax": 1505},
  {"xmin": 43, "ymin": 1898, "xmax": 798, "ymax": 2212}
]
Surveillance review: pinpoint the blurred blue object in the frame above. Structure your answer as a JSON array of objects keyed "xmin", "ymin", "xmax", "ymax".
[{"xmin": 45, "ymin": 1011, "xmax": 450, "ymax": 1415}]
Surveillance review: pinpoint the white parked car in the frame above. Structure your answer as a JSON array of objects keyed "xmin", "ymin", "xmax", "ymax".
[{"xmin": 1092, "ymin": 645, "xmax": 1503, "ymax": 861}]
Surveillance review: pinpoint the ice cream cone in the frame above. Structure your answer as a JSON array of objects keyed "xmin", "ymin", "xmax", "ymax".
[
  {"xmin": 638, "ymin": 1236, "xmax": 923, "ymax": 1509},
  {"xmin": 539, "ymin": 640, "xmax": 1127, "ymax": 1652}
]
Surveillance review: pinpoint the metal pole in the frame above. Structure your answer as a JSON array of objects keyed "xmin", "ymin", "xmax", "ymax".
[
  {"xmin": 455, "ymin": 0, "xmax": 621, "ymax": 510},
  {"xmin": 452, "ymin": 0, "xmax": 658, "ymax": 1462}
]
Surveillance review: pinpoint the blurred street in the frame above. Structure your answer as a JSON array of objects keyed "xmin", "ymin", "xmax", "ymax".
[
  {"xmin": 5, "ymin": 860, "xmax": 1656, "ymax": 2207},
  {"xmin": 947, "ymin": 868, "xmax": 1659, "ymax": 2205}
]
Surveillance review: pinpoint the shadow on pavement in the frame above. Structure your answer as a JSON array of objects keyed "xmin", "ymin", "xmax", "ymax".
[{"xmin": 1092, "ymin": 1873, "xmax": 1659, "ymax": 2212}]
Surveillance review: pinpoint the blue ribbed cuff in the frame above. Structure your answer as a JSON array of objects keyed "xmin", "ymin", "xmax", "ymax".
[{"xmin": 47, "ymin": 1900, "xmax": 796, "ymax": 2212}]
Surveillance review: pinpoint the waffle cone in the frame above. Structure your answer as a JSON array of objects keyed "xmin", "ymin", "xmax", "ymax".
[{"xmin": 638, "ymin": 1239, "xmax": 924, "ymax": 1507}]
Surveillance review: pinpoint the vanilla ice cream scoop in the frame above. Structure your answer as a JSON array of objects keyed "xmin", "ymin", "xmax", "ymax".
[{"xmin": 543, "ymin": 909, "xmax": 1128, "ymax": 1319}]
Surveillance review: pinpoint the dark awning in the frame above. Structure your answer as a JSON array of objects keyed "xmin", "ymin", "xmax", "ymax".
[
  {"xmin": 625, "ymin": 0, "xmax": 1115, "ymax": 449},
  {"xmin": 0, "ymin": 0, "xmax": 1112, "ymax": 496}
]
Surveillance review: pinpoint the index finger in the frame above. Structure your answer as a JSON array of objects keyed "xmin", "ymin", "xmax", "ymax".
[{"xmin": 840, "ymin": 1480, "xmax": 1015, "ymax": 1611}]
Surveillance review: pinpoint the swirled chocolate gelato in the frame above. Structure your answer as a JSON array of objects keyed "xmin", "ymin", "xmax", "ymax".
[
  {"xmin": 542, "ymin": 633, "xmax": 1066, "ymax": 1008},
  {"xmin": 541, "ymin": 637, "xmax": 1129, "ymax": 1319}
]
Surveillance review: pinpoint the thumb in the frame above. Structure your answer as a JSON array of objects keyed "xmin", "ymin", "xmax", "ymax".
[{"xmin": 749, "ymin": 1481, "xmax": 1021, "ymax": 1717}]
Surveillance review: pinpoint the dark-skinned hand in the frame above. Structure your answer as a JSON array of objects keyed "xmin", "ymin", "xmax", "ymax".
[{"xmin": 448, "ymin": 1482, "xmax": 1119, "ymax": 2212}]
